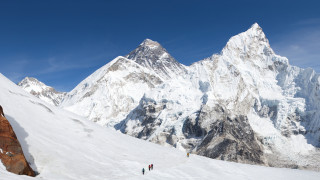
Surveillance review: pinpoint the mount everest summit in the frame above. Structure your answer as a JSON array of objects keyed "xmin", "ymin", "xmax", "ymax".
[{"xmin": 19, "ymin": 23, "xmax": 320, "ymax": 170}]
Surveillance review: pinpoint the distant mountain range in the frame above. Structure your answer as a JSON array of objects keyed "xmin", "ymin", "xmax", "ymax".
[{"xmin": 18, "ymin": 23, "xmax": 320, "ymax": 170}]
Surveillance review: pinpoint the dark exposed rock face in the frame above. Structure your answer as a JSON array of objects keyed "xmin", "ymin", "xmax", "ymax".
[
  {"xmin": 195, "ymin": 116, "xmax": 264, "ymax": 164},
  {"xmin": 119, "ymin": 100, "xmax": 265, "ymax": 165},
  {"xmin": 0, "ymin": 106, "xmax": 35, "ymax": 176},
  {"xmin": 183, "ymin": 105, "xmax": 265, "ymax": 164},
  {"xmin": 118, "ymin": 97, "xmax": 165, "ymax": 140}
]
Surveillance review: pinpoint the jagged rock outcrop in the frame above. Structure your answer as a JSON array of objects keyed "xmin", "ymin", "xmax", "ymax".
[
  {"xmin": 0, "ymin": 105, "xmax": 35, "ymax": 176},
  {"xmin": 188, "ymin": 105, "xmax": 264, "ymax": 164}
]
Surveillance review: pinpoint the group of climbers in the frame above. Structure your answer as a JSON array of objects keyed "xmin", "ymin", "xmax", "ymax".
[
  {"xmin": 142, "ymin": 153, "xmax": 190, "ymax": 175},
  {"xmin": 142, "ymin": 164, "xmax": 153, "ymax": 175},
  {"xmin": 148, "ymin": 164, "xmax": 153, "ymax": 171}
]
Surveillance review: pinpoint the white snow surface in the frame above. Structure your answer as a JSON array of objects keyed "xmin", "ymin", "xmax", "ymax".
[{"xmin": 0, "ymin": 73, "xmax": 319, "ymax": 180}]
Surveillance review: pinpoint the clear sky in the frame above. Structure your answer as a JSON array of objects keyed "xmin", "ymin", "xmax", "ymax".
[{"xmin": 0, "ymin": 0, "xmax": 319, "ymax": 91}]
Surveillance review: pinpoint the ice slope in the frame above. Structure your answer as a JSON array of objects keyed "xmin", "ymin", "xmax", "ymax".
[
  {"xmin": 0, "ymin": 73, "xmax": 320, "ymax": 180},
  {"xmin": 18, "ymin": 77, "xmax": 66, "ymax": 106}
]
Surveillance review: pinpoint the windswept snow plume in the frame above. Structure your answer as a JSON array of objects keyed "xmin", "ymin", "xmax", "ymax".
[{"xmin": 0, "ymin": 72, "xmax": 319, "ymax": 180}]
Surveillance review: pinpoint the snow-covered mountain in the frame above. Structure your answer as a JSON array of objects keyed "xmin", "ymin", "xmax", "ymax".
[
  {"xmin": 118, "ymin": 23, "xmax": 320, "ymax": 169},
  {"xmin": 18, "ymin": 77, "xmax": 66, "ymax": 106},
  {"xmin": 59, "ymin": 39, "xmax": 186, "ymax": 127},
  {"xmin": 20, "ymin": 23, "xmax": 320, "ymax": 170},
  {"xmin": 1, "ymin": 72, "xmax": 320, "ymax": 180}
]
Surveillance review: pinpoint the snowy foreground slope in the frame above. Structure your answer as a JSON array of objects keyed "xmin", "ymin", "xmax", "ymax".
[{"xmin": 1, "ymin": 75, "xmax": 320, "ymax": 179}]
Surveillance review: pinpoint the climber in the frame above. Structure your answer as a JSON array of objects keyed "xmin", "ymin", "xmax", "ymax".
[
  {"xmin": 148, "ymin": 164, "xmax": 151, "ymax": 171},
  {"xmin": 142, "ymin": 168, "xmax": 145, "ymax": 175},
  {"xmin": 0, "ymin": 105, "xmax": 5, "ymax": 117},
  {"xmin": 151, "ymin": 164, "xmax": 153, "ymax": 170},
  {"xmin": 187, "ymin": 153, "xmax": 189, "ymax": 157}
]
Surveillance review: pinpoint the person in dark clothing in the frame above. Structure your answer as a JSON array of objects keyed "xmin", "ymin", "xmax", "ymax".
[
  {"xmin": 148, "ymin": 164, "xmax": 151, "ymax": 171},
  {"xmin": 142, "ymin": 168, "xmax": 145, "ymax": 175},
  {"xmin": 151, "ymin": 164, "xmax": 153, "ymax": 170},
  {"xmin": 0, "ymin": 105, "xmax": 5, "ymax": 117}
]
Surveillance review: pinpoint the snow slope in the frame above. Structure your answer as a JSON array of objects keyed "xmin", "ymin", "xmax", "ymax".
[{"xmin": 1, "ymin": 74, "xmax": 320, "ymax": 180}]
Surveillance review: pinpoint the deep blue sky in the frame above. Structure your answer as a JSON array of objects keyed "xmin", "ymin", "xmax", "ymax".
[{"xmin": 0, "ymin": 0, "xmax": 320, "ymax": 91}]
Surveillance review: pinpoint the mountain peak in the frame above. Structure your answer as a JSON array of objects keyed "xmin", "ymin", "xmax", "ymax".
[
  {"xmin": 18, "ymin": 77, "xmax": 66, "ymax": 106},
  {"xmin": 221, "ymin": 23, "xmax": 273, "ymax": 57},
  {"xmin": 250, "ymin": 22, "xmax": 262, "ymax": 31},
  {"xmin": 125, "ymin": 39, "xmax": 186, "ymax": 79},
  {"xmin": 126, "ymin": 38, "xmax": 169, "ymax": 63},
  {"xmin": 19, "ymin": 77, "xmax": 43, "ymax": 87},
  {"xmin": 246, "ymin": 23, "xmax": 266, "ymax": 40},
  {"xmin": 22, "ymin": 77, "xmax": 37, "ymax": 82},
  {"xmin": 140, "ymin": 38, "xmax": 161, "ymax": 49}
]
